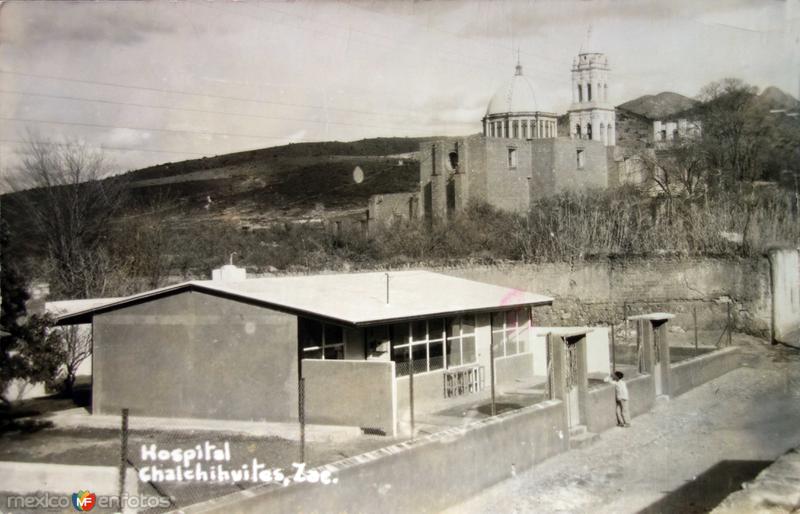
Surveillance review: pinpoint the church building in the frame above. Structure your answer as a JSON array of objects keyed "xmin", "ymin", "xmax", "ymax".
[{"xmin": 361, "ymin": 48, "xmax": 620, "ymax": 230}]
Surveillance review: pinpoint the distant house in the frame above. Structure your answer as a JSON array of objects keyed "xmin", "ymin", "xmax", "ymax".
[{"xmin": 56, "ymin": 266, "xmax": 553, "ymax": 435}]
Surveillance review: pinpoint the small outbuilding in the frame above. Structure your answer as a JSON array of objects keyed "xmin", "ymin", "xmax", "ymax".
[{"xmin": 57, "ymin": 267, "xmax": 554, "ymax": 436}]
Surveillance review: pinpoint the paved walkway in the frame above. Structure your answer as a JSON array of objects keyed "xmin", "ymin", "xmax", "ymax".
[{"xmin": 444, "ymin": 337, "xmax": 800, "ymax": 514}]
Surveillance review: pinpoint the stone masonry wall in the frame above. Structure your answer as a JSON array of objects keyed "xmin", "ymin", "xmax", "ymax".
[{"xmin": 428, "ymin": 257, "xmax": 772, "ymax": 338}]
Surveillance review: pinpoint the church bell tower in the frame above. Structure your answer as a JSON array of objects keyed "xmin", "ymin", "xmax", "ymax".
[{"xmin": 567, "ymin": 47, "xmax": 616, "ymax": 146}]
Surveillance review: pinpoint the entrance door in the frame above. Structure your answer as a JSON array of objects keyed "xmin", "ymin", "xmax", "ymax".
[{"xmin": 565, "ymin": 341, "xmax": 581, "ymax": 428}]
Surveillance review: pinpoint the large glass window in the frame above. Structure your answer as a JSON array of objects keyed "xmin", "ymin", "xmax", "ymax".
[
  {"xmin": 299, "ymin": 318, "xmax": 344, "ymax": 360},
  {"xmin": 490, "ymin": 308, "xmax": 530, "ymax": 357},
  {"xmin": 446, "ymin": 315, "xmax": 476, "ymax": 369},
  {"xmin": 391, "ymin": 317, "xmax": 455, "ymax": 376}
]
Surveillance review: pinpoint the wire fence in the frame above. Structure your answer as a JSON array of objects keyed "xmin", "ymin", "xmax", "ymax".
[{"xmin": 612, "ymin": 298, "xmax": 735, "ymax": 373}]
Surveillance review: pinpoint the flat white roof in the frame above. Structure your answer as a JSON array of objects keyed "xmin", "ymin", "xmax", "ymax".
[
  {"xmin": 55, "ymin": 270, "xmax": 552, "ymax": 326},
  {"xmin": 46, "ymin": 298, "xmax": 124, "ymax": 317}
]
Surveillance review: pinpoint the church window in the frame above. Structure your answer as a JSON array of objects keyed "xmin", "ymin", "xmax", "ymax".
[
  {"xmin": 578, "ymin": 84, "xmax": 583, "ymax": 102},
  {"xmin": 575, "ymin": 124, "xmax": 582, "ymax": 138},
  {"xmin": 577, "ymin": 149, "xmax": 585, "ymax": 169},
  {"xmin": 507, "ymin": 148, "xmax": 517, "ymax": 169},
  {"xmin": 522, "ymin": 121, "xmax": 528, "ymax": 139},
  {"xmin": 447, "ymin": 151, "xmax": 458, "ymax": 171},
  {"xmin": 587, "ymin": 84, "xmax": 592, "ymax": 102},
  {"xmin": 431, "ymin": 146, "xmax": 437, "ymax": 175},
  {"xmin": 587, "ymin": 123, "xmax": 593, "ymax": 140},
  {"xmin": 512, "ymin": 120, "xmax": 519, "ymax": 138}
]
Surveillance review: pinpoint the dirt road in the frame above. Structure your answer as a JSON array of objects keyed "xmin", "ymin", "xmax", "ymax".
[{"xmin": 445, "ymin": 336, "xmax": 800, "ymax": 514}]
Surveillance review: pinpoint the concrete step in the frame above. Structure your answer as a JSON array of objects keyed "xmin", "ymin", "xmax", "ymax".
[
  {"xmin": 569, "ymin": 424, "xmax": 588, "ymax": 437},
  {"xmin": 569, "ymin": 430, "xmax": 599, "ymax": 449}
]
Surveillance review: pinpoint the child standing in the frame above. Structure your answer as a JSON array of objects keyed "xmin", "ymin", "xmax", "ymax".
[{"xmin": 613, "ymin": 371, "xmax": 630, "ymax": 427}]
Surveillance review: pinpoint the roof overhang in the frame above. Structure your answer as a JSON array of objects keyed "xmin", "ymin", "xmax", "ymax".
[{"xmin": 55, "ymin": 276, "xmax": 554, "ymax": 328}]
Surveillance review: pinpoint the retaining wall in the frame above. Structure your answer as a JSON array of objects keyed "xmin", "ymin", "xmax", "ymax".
[
  {"xmin": 627, "ymin": 374, "xmax": 656, "ymax": 417},
  {"xmin": 670, "ymin": 347, "xmax": 742, "ymax": 397},
  {"xmin": 178, "ymin": 345, "xmax": 744, "ymax": 514},
  {"xmin": 180, "ymin": 400, "xmax": 568, "ymax": 514},
  {"xmin": 586, "ymin": 385, "xmax": 617, "ymax": 433},
  {"xmin": 0, "ymin": 461, "xmax": 138, "ymax": 496},
  {"xmin": 434, "ymin": 257, "xmax": 772, "ymax": 338}
]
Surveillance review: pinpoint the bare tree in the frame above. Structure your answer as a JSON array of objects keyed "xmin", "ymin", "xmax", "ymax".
[
  {"xmin": 639, "ymin": 141, "xmax": 710, "ymax": 202},
  {"xmin": 6, "ymin": 135, "xmax": 127, "ymax": 298},
  {"xmin": 697, "ymin": 78, "xmax": 771, "ymax": 182},
  {"xmin": 58, "ymin": 325, "xmax": 92, "ymax": 396}
]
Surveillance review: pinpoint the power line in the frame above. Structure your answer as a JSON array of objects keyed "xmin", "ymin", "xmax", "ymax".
[
  {"xmin": 0, "ymin": 69, "xmax": 428, "ymax": 120},
  {"xmin": 0, "ymin": 89, "xmax": 411, "ymax": 132},
  {"xmin": 0, "ymin": 115, "xmax": 299, "ymax": 141},
  {"xmin": 0, "ymin": 138, "xmax": 212, "ymax": 157}
]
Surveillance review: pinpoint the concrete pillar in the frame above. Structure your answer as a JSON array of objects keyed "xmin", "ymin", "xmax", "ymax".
[
  {"xmin": 547, "ymin": 333, "xmax": 566, "ymax": 401},
  {"xmin": 768, "ymin": 248, "xmax": 800, "ymax": 346},
  {"xmin": 547, "ymin": 331, "xmax": 590, "ymax": 429},
  {"xmin": 629, "ymin": 313, "xmax": 674, "ymax": 398}
]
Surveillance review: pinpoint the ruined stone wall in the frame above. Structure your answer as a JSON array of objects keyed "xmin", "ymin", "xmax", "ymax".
[
  {"xmin": 550, "ymin": 138, "xmax": 608, "ymax": 194},
  {"xmin": 483, "ymin": 137, "xmax": 533, "ymax": 213},
  {"xmin": 367, "ymin": 192, "xmax": 419, "ymax": 228},
  {"xmin": 530, "ymin": 138, "xmax": 608, "ymax": 199},
  {"xmin": 428, "ymin": 257, "xmax": 772, "ymax": 338}
]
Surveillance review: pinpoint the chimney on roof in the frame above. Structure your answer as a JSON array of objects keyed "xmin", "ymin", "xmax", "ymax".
[{"xmin": 211, "ymin": 253, "xmax": 247, "ymax": 282}]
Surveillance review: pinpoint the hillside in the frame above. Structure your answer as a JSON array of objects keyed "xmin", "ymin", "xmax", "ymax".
[
  {"xmin": 757, "ymin": 86, "xmax": 800, "ymax": 111},
  {"xmin": 617, "ymin": 92, "xmax": 697, "ymax": 119},
  {"xmin": 0, "ymin": 137, "xmax": 440, "ymax": 263}
]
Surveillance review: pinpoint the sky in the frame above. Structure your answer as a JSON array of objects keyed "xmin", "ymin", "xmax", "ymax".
[{"xmin": 0, "ymin": 0, "xmax": 798, "ymax": 178}]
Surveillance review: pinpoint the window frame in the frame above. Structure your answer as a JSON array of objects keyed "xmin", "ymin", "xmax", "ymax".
[
  {"xmin": 390, "ymin": 315, "xmax": 477, "ymax": 377},
  {"xmin": 507, "ymin": 147, "xmax": 518, "ymax": 169},
  {"xmin": 299, "ymin": 318, "xmax": 345, "ymax": 360},
  {"xmin": 445, "ymin": 314, "xmax": 477, "ymax": 369},
  {"xmin": 577, "ymin": 149, "xmax": 585, "ymax": 169},
  {"xmin": 490, "ymin": 307, "xmax": 531, "ymax": 358}
]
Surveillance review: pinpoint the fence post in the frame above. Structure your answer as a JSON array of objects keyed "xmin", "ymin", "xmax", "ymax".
[
  {"xmin": 118, "ymin": 408, "xmax": 129, "ymax": 506},
  {"xmin": 727, "ymin": 302, "xmax": 732, "ymax": 347},
  {"xmin": 489, "ymin": 337, "xmax": 496, "ymax": 416},
  {"xmin": 693, "ymin": 306, "xmax": 698, "ymax": 353},
  {"xmin": 298, "ymin": 378, "xmax": 305, "ymax": 463},
  {"xmin": 624, "ymin": 302, "xmax": 629, "ymax": 346},
  {"xmin": 611, "ymin": 323, "xmax": 616, "ymax": 373},
  {"xmin": 409, "ymin": 363, "xmax": 415, "ymax": 438}
]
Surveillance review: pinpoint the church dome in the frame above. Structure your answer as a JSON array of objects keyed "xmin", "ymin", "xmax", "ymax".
[{"xmin": 485, "ymin": 64, "xmax": 543, "ymax": 116}]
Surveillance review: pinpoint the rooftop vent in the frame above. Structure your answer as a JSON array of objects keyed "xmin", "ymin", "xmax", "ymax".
[
  {"xmin": 211, "ymin": 264, "xmax": 247, "ymax": 282},
  {"xmin": 211, "ymin": 254, "xmax": 247, "ymax": 282}
]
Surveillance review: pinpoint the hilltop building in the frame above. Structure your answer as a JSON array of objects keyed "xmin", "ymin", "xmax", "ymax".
[
  {"xmin": 362, "ymin": 49, "xmax": 617, "ymax": 229},
  {"xmin": 55, "ymin": 265, "xmax": 555, "ymax": 436}
]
